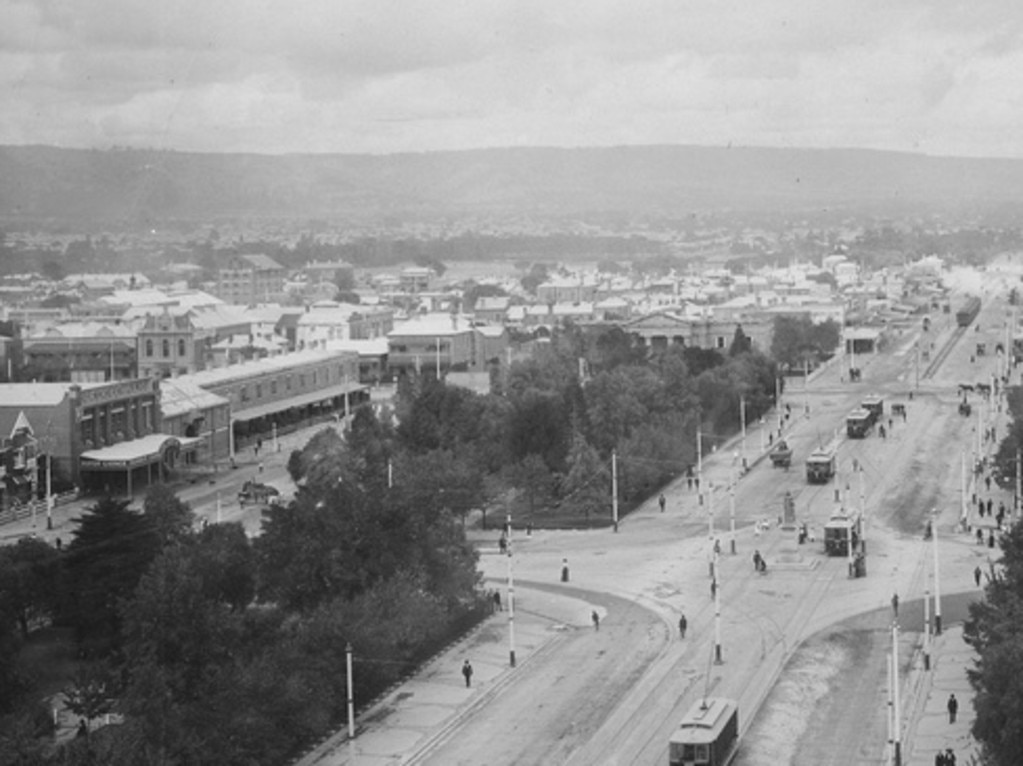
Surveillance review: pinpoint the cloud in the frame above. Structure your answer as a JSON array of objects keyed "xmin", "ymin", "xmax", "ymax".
[{"xmin": 3, "ymin": 0, "xmax": 1023, "ymax": 155}]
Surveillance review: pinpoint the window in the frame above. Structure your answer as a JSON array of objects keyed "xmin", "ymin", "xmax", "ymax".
[
  {"xmin": 299, "ymin": 374, "xmax": 306, "ymax": 387},
  {"xmin": 145, "ymin": 339, "xmax": 153, "ymax": 357},
  {"xmin": 270, "ymin": 380, "xmax": 277, "ymax": 395},
  {"xmin": 178, "ymin": 339, "xmax": 186, "ymax": 357},
  {"xmin": 162, "ymin": 339, "xmax": 170, "ymax": 357},
  {"xmin": 256, "ymin": 384, "xmax": 263, "ymax": 399},
  {"xmin": 716, "ymin": 336, "xmax": 726, "ymax": 349},
  {"xmin": 240, "ymin": 386, "xmax": 249, "ymax": 402},
  {"xmin": 286, "ymin": 375, "xmax": 292, "ymax": 391}
]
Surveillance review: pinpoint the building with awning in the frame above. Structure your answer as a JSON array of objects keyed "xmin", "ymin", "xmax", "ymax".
[
  {"xmin": 169, "ymin": 348, "xmax": 366, "ymax": 458},
  {"xmin": 80, "ymin": 433, "xmax": 202, "ymax": 496},
  {"xmin": 0, "ymin": 377, "xmax": 169, "ymax": 497}
]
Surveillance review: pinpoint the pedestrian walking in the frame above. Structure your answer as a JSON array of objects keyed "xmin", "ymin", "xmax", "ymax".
[
  {"xmin": 975, "ymin": 565, "xmax": 983, "ymax": 587},
  {"xmin": 977, "ymin": 528, "xmax": 984, "ymax": 544},
  {"xmin": 986, "ymin": 475, "xmax": 992, "ymax": 491},
  {"xmin": 945, "ymin": 748, "xmax": 956, "ymax": 766},
  {"xmin": 498, "ymin": 533, "xmax": 507, "ymax": 554},
  {"xmin": 891, "ymin": 592, "xmax": 899, "ymax": 618},
  {"xmin": 989, "ymin": 530, "xmax": 996, "ymax": 548},
  {"xmin": 679, "ymin": 612, "xmax": 687, "ymax": 638},
  {"xmin": 888, "ymin": 417, "xmax": 893, "ymax": 432},
  {"xmin": 561, "ymin": 558, "xmax": 570, "ymax": 582},
  {"xmin": 947, "ymin": 693, "xmax": 958, "ymax": 723},
  {"xmin": 591, "ymin": 609, "xmax": 600, "ymax": 631},
  {"xmin": 710, "ymin": 578, "xmax": 717, "ymax": 599},
  {"xmin": 462, "ymin": 659, "xmax": 473, "ymax": 688},
  {"xmin": 752, "ymin": 550, "xmax": 762, "ymax": 572},
  {"xmin": 659, "ymin": 493, "xmax": 666, "ymax": 513},
  {"xmin": 988, "ymin": 498, "xmax": 994, "ymax": 515},
  {"xmin": 493, "ymin": 590, "xmax": 502, "ymax": 611},
  {"xmin": 687, "ymin": 476, "xmax": 694, "ymax": 490}
]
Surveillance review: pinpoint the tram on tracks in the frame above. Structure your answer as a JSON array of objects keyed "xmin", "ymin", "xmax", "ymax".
[
  {"xmin": 806, "ymin": 447, "xmax": 836, "ymax": 484},
  {"xmin": 956, "ymin": 296, "xmax": 981, "ymax": 327},
  {"xmin": 846, "ymin": 408, "xmax": 873, "ymax": 438},
  {"xmin": 860, "ymin": 395, "xmax": 883, "ymax": 425},
  {"xmin": 668, "ymin": 697, "xmax": 739, "ymax": 766}
]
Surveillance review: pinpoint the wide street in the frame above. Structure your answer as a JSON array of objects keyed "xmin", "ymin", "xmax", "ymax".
[{"xmin": 411, "ymin": 270, "xmax": 1018, "ymax": 765}]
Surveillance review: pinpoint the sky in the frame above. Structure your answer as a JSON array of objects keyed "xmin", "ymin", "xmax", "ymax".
[{"xmin": 3, "ymin": 0, "xmax": 1023, "ymax": 157}]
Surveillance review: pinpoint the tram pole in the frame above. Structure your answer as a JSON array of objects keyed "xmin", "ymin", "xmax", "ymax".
[
  {"xmin": 506, "ymin": 512, "xmax": 516, "ymax": 667},
  {"xmin": 961, "ymin": 450, "xmax": 968, "ymax": 526},
  {"xmin": 739, "ymin": 395, "xmax": 747, "ymax": 470},
  {"xmin": 1016, "ymin": 448, "xmax": 1021, "ymax": 522},
  {"xmin": 697, "ymin": 423, "xmax": 703, "ymax": 507},
  {"xmin": 886, "ymin": 651, "xmax": 894, "ymax": 763},
  {"xmin": 933, "ymin": 508, "xmax": 943, "ymax": 635},
  {"xmin": 611, "ymin": 450, "xmax": 619, "ymax": 533},
  {"xmin": 346, "ymin": 642, "xmax": 356, "ymax": 764},
  {"xmin": 923, "ymin": 588, "xmax": 931, "ymax": 671},
  {"xmin": 707, "ymin": 483, "xmax": 715, "ymax": 540},
  {"xmin": 729, "ymin": 467, "xmax": 736, "ymax": 555},
  {"xmin": 713, "ymin": 552, "xmax": 723, "ymax": 664},
  {"xmin": 892, "ymin": 622, "xmax": 902, "ymax": 766}
]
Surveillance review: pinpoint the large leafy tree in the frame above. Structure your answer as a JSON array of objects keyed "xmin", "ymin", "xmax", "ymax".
[
  {"xmin": 63, "ymin": 497, "xmax": 162, "ymax": 652},
  {"xmin": 965, "ymin": 522, "xmax": 1023, "ymax": 764},
  {"xmin": 0, "ymin": 537, "xmax": 59, "ymax": 639}
]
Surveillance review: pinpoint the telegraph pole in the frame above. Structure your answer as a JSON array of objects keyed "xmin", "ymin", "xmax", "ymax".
[
  {"xmin": 696, "ymin": 423, "xmax": 703, "ymax": 506},
  {"xmin": 713, "ymin": 551, "xmax": 723, "ymax": 664},
  {"xmin": 506, "ymin": 512, "xmax": 516, "ymax": 667},
  {"xmin": 892, "ymin": 622, "xmax": 902, "ymax": 766},
  {"xmin": 933, "ymin": 508, "xmax": 942, "ymax": 635},
  {"xmin": 729, "ymin": 467, "xmax": 736, "ymax": 555},
  {"xmin": 739, "ymin": 395, "xmax": 747, "ymax": 470},
  {"xmin": 611, "ymin": 450, "xmax": 619, "ymax": 532},
  {"xmin": 346, "ymin": 642, "xmax": 356, "ymax": 763},
  {"xmin": 923, "ymin": 588, "xmax": 931, "ymax": 671}
]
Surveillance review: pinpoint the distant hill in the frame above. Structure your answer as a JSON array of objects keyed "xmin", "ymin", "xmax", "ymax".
[{"xmin": 3, "ymin": 144, "xmax": 1023, "ymax": 225}]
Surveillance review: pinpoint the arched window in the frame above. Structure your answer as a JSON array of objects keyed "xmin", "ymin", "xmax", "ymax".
[
  {"xmin": 178, "ymin": 339, "xmax": 186, "ymax": 357},
  {"xmin": 162, "ymin": 339, "xmax": 170, "ymax": 357},
  {"xmin": 145, "ymin": 339, "xmax": 153, "ymax": 357}
]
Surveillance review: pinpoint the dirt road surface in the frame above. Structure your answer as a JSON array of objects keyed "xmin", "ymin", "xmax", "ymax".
[{"xmin": 418, "ymin": 274, "xmax": 1013, "ymax": 765}]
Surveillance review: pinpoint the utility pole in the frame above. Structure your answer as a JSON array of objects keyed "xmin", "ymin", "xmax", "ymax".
[
  {"xmin": 272, "ymin": 421, "xmax": 279, "ymax": 453},
  {"xmin": 729, "ymin": 466, "xmax": 736, "ymax": 555},
  {"xmin": 933, "ymin": 508, "xmax": 942, "ymax": 635},
  {"xmin": 775, "ymin": 376, "xmax": 782, "ymax": 435},
  {"xmin": 346, "ymin": 642, "xmax": 356, "ymax": 764},
  {"xmin": 713, "ymin": 551, "xmax": 723, "ymax": 664},
  {"xmin": 696, "ymin": 423, "xmax": 703, "ymax": 507},
  {"xmin": 216, "ymin": 491, "xmax": 222, "ymax": 524},
  {"xmin": 923, "ymin": 588, "xmax": 931, "ymax": 671},
  {"xmin": 961, "ymin": 451, "xmax": 968, "ymax": 526},
  {"xmin": 739, "ymin": 395, "xmax": 747, "ymax": 470},
  {"xmin": 45, "ymin": 421, "xmax": 53, "ymax": 530},
  {"xmin": 611, "ymin": 450, "xmax": 619, "ymax": 532},
  {"xmin": 892, "ymin": 622, "xmax": 902, "ymax": 766},
  {"xmin": 387, "ymin": 459, "xmax": 393, "ymax": 489},
  {"xmin": 707, "ymin": 483, "xmax": 715, "ymax": 540},
  {"xmin": 803, "ymin": 358, "xmax": 809, "ymax": 416},
  {"xmin": 506, "ymin": 512, "xmax": 516, "ymax": 667}
]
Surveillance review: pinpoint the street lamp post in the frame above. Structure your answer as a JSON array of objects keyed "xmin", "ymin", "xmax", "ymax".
[
  {"xmin": 729, "ymin": 467, "xmax": 736, "ymax": 555},
  {"xmin": 506, "ymin": 512, "xmax": 516, "ymax": 667},
  {"xmin": 346, "ymin": 642, "xmax": 356, "ymax": 763},
  {"xmin": 272, "ymin": 421, "xmax": 279, "ymax": 453},
  {"xmin": 892, "ymin": 622, "xmax": 902, "ymax": 766},
  {"xmin": 611, "ymin": 449, "xmax": 619, "ymax": 532},
  {"xmin": 739, "ymin": 395, "xmax": 747, "ymax": 470},
  {"xmin": 932, "ymin": 508, "xmax": 942, "ymax": 635},
  {"xmin": 713, "ymin": 551, "xmax": 723, "ymax": 664}
]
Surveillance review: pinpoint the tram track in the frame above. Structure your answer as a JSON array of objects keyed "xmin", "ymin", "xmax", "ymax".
[{"xmin": 922, "ymin": 325, "xmax": 967, "ymax": 380}]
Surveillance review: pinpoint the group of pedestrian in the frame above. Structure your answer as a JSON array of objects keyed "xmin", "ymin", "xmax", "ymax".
[{"xmin": 935, "ymin": 747, "xmax": 957, "ymax": 765}]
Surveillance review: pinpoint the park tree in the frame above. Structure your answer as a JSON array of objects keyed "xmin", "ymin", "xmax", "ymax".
[
  {"xmin": 507, "ymin": 390, "xmax": 571, "ymax": 471},
  {"xmin": 729, "ymin": 325, "xmax": 753, "ymax": 357},
  {"xmin": 0, "ymin": 537, "xmax": 59, "ymax": 639},
  {"xmin": 63, "ymin": 497, "xmax": 162, "ymax": 652},
  {"xmin": 965, "ymin": 522, "xmax": 1023, "ymax": 765},
  {"xmin": 142, "ymin": 483, "xmax": 195, "ymax": 545},
  {"xmin": 557, "ymin": 434, "xmax": 609, "ymax": 524}
]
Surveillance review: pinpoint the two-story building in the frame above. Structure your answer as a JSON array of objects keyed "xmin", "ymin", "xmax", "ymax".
[
  {"xmin": 136, "ymin": 311, "xmax": 206, "ymax": 379},
  {"xmin": 296, "ymin": 302, "xmax": 395, "ymax": 350},
  {"xmin": 174, "ymin": 348, "xmax": 365, "ymax": 458},
  {"xmin": 387, "ymin": 314, "xmax": 508, "ymax": 377},
  {"xmin": 22, "ymin": 322, "xmax": 137, "ymax": 383},
  {"xmin": 0, "ymin": 378, "xmax": 196, "ymax": 497}
]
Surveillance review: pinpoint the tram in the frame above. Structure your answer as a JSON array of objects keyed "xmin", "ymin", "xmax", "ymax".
[
  {"xmin": 846, "ymin": 408, "xmax": 873, "ymax": 438},
  {"xmin": 860, "ymin": 395, "xmax": 883, "ymax": 425},
  {"xmin": 668, "ymin": 697, "xmax": 739, "ymax": 766},
  {"xmin": 956, "ymin": 296, "xmax": 981, "ymax": 327},
  {"xmin": 806, "ymin": 447, "xmax": 836, "ymax": 484}
]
